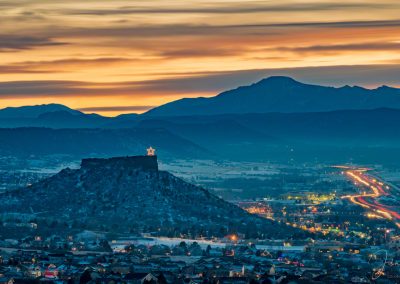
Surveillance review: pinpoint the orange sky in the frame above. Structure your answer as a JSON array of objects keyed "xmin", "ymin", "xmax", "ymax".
[{"xmin": 1, "ymin": 0, "xmax": 400, "ymax": 116}]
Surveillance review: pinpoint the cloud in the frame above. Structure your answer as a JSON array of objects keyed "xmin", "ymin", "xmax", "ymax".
[
  {"xmin": 279, "ymin": 42, "xmax": 400, "ymax": 53},
  {"xmin": 158, "ymin": 48, "xmax": 247, "ymax": 58},
  {"xmin": 22, "ymin": 57, "xmax": 132, "ymax": 66},
  {"xmin": 0, "ymin": 66, "xmax": 52, "ymax": 74},
  {"xmin": 0, "ymin": 35, "xmax": 67, "ymax": 51},
  {"xmin": 0, "ymin": 81, "xmax": 88, "ymax": 97},
  {"xmin": 0, "ymin": 57, "xmax": 134, "ymax": 73},
  {"xmin": 62, "ymin": 2, "xmax": 397, "ymax": 15},
  {"xmin": 4, "ymin": 19, "xmax": 394, "ymax": 62},
  {"xmin": 38, "ymin": 20, "xmax": 400, "ymax": 43},
  {"xmin": 0, "ymin": 80, "xmax": 191, "ymax": 98},
  {"xmin": 273, "ymin": 19, "xmax": 400, "ymax": 28},
  {"xmin": 77, "ymin": 106, "xmax": 154, "ymax": 112},
  {"xmin": 0, "ymin": 64, "xmax": 399, "ymax": 100}
]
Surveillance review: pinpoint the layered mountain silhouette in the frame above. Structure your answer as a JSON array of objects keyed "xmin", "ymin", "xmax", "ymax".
[
  {"xmin": 1, "ymin": 108, "xmax": 400, "ymax": 163},
  {"xmin": 0, "ymin": 155, "xmax": 300, "ymax": 239},
  {"xmin": 0, "ymin": 127, "xmax": 208, "ymax": 159},
  {"xmin": 0, "ymin": 103, "xmax": 113, "ymax": 128},
  {"xmin": 0, "ymin": 103, "xmax": 81, "ymax": 118},
  {"xmin": 0, "ymin": 77, "xmax": 399, "ymax": 163},
  {"xmin": 1, "ymin": 77, "xmax": 400, "ymax": 128},
  {"xmin": 146, "ymin": 76, "xmax": 400, "ymax": 116},
  {"xmin": 134, "ymin": 108, "xmax": 400, "ymax": 163}
]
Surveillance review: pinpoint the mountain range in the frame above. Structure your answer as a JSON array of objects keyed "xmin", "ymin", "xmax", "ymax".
[
  {"xmin": 134, "ymin": 108, "xmax": 400, "ymax": 163},
  {"xmin": 0, "ymin": 104, "xmax": 111, "ymax": 128},
  {"xmin": 1, "ymin": 76, "xmax": 400, "ymax": 128},
  {"xmin": 0, "ymin": 104, "xmax": 81, "ymax": 119},
  {"xmin": 146, "ymin": 76, "xmax": 400, "ymax": 116},
  {"xmin": 0, "ymin": 155, "xmax": 301, "ymax": 239},
  {"xmin": 0, "ymin": 127, "xmax": 208, "ymax": 159},
  {"xmin": 0, "ymin": 76, "xmax": 399, "ymax": 163}
]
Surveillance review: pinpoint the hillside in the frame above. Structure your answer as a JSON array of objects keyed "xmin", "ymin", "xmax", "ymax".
[
  {"xmin": 0, "ymin": 108, "xmax": 400, "ymax": 163},
  {"xmin": 0, "ymin": 127, "xmax": 208, "ymax": 159},
  {"xmin": 0, "ymin": 104, "xmax": 81, "ymax": 118},
  {"xmin": 0, "ymin": 155, "xmax": 301, "ymax": 239},
  {"xmin": 135, "ymin": 108, "xmax": 400, "ymax": 163},
  {"xmin": 0, "ymin": 104, "xmax": 111, "ymax": 128}
]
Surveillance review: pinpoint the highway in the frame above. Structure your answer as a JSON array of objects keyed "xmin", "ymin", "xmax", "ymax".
[{"xmin": 341, "ymin": 168, "xmax": 400, "ymax": 227}]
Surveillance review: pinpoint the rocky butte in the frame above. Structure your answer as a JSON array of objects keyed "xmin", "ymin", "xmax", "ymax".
[
  {"xmin": 81, "ymin": 155, "xmax": 159, "ymax": 172},
  {"xmin": 0, "ymin": 155, "xmax": 304, "ymax": 239}
]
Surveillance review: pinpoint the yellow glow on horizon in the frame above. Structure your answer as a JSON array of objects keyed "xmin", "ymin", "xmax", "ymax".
[{"xmin": 1, "ymin": 0, "xmax": 400, "ymax": 115}]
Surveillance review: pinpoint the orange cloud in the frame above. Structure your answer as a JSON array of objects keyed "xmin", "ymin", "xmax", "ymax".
[{"xmin": 1, "ymin": 0, "xmax": 400, "ymax": 115}]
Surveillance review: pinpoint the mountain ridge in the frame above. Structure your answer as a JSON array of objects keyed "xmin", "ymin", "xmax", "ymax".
[
  {"xmin": 0, "ymin": 127, "xmax": 209, "ymax": 159},
  {"xmin": 0, "ymin": 76, "xmax": 399, "ymax": 128},
  {"xmin": 0, "ymin": 103, "xmax": 82, "ymax": 118},
  {"xmin": 0, "ymin": 108, "xmax": 400, "ymax": 163},
  {"xmin": 145, "ymin": 76, "xmax": 400, "ymax": 116}
]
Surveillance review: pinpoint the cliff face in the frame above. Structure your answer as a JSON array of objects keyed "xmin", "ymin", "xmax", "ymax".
[
  {"xmin": 0, "ymin": 155, "xmax": 300, "ymax": 239},
  {"xmin": 81, "ymin": 155, "xmax": 158, "ymax": 171}
]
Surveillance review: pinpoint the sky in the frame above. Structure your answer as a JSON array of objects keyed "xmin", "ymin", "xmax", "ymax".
[{"xmin": 1, "ymin": 0, "xmax": 400, "ymax": 116}]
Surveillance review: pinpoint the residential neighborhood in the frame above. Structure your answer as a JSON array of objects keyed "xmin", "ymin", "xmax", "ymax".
[{"xmin": 0, "ymin": 232, "xmax": 399, "ymax": 283}]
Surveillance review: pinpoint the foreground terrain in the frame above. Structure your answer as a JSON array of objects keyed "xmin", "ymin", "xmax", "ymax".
[{"xmin": 0, "ymin": 155, "xmax": 301, "ymax": 240}]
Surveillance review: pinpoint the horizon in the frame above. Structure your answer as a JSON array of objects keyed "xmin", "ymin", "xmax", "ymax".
[
  {"xmin": 2, "ymin": 75, "xmax": 400, "ymax": 117},
  {"xmin": 1, "ymin": 1, "xmax": 400, "ymax": 116}
]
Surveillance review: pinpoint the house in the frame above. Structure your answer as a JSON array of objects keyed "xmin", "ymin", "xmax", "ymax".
[
  {"xmin": 141, "ymin": 272, "xmax": 168, "ymax": 284},
  {"xmin": 44, "ymin": 264, "xmax": 59, "ymax": 279},
  {"xmin": 214, "ymin": 276, "xmax": 249, "ymax": 284}
]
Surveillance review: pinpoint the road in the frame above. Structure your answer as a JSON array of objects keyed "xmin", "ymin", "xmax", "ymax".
[{"xmin": 340, "ymin": 167, "xmax": 400, "ymax": 227}]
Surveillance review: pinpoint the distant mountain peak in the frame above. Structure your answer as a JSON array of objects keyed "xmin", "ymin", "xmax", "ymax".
[
  {"xmin": 377, "ymin": 85, "xmax": 396, "ymax": 91},
  {"xmin": 257, "ymin": 76, "xmax": 300, "ymax": 85},
  {"xmin": 0, "ymin": 103, "xmax": 82, "ymax": 119},
  {"xmin": 3, "ymin": 103, "xmax": 73, "ymax": 112},
  {"xmin": 248, "ymin": 76, "xmax": 308, "ymax": 91},
  {"xmin": 339, "ymin": 85, "xmax": 367, "ymax": 91},
  {"xmin": 146, "ymin": 76, "xmax": 400, "ymax": 116}
]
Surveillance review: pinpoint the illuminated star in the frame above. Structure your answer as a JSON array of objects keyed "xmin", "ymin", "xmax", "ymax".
[{"xmin": 147, "ymin": 146, "xmax": 156, "ymax": 156}]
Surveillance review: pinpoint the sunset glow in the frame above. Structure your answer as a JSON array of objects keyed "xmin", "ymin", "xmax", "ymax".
[{"xmin": 1, "ymin": 0, "xmax": 400, "ymax": 115}]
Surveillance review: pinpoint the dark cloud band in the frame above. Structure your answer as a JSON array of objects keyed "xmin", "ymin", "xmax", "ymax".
[
  {"xmin": 279, "ymin": 42, "xmax": 400, "ymax": 53},
  {"xmin": 0, "ymin": 57, "xmax": 134, "ymax": 73},
  {"xmin": 64, "ymin": 2, "xmax": 395, "ymax": 16},
  {"xmin": 0, "ymin": 35, "xmax": 66, "ymax": 51},
  {"xmin": 77, "ymin": 106, "xmax": 154, "ymax": 112},
  {"xmin": 0, "ymin": 64, "xmax": 399, "ymax": 99}
]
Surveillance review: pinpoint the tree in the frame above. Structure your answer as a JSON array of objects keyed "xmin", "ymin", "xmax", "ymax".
[{"xmin": 79, "ymin": 269, "xmax": 92, "ymax": 284}]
